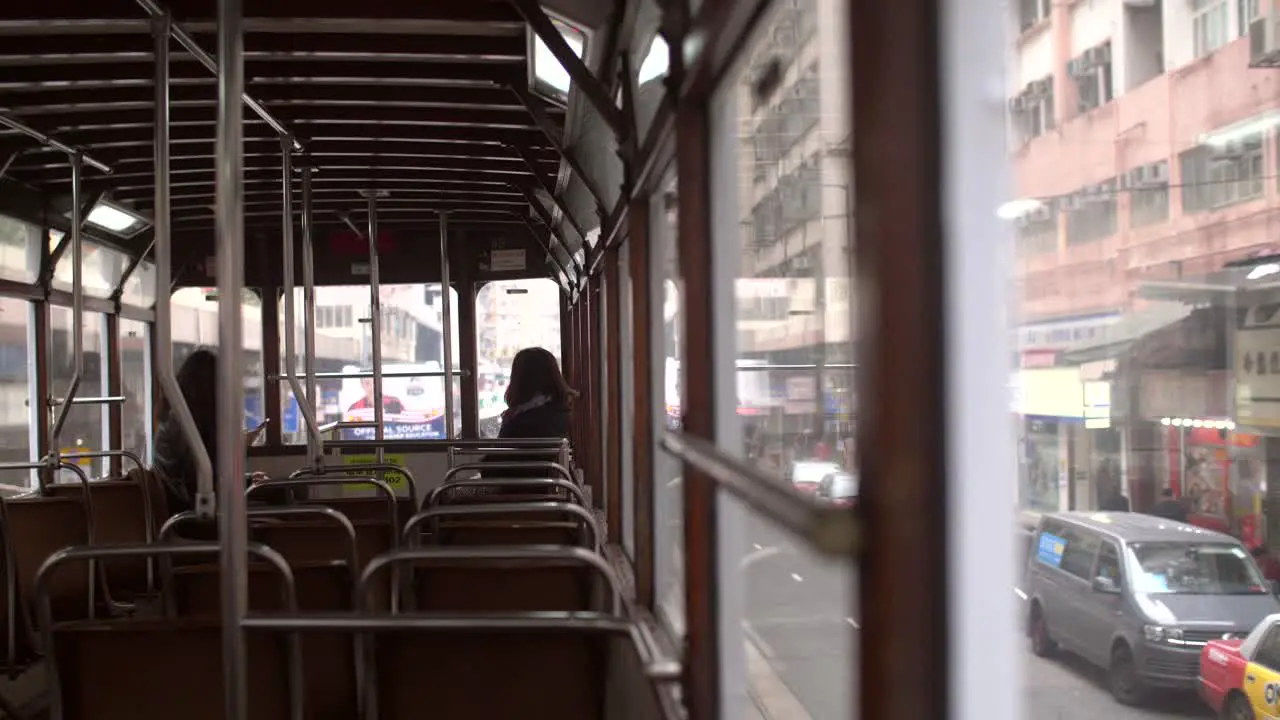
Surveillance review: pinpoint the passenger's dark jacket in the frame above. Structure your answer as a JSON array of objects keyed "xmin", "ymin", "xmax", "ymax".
[
  {"xmin": 480, "ymin": 399, "xmax": 571, "ymax": 480},
  {"xmin": 152, "ymin": 410, "xmax": 218, "ymax": 515}
]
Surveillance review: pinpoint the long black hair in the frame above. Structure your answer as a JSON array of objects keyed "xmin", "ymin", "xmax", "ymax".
[
  {"xmin": 504, "ymin": 347, "xmax": 576, "ymax": 410},
  {"xmin": 157, "ymin": 347, "xmax": 219, "ymax": 468}
]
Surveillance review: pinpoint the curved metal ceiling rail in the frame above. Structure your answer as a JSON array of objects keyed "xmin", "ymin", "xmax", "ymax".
[
  {"xmin": 134, "ymin": 0, "xmax": 303, "ymax": 152},
  {"xmin": 0, "ymin": 113, "xmax": 111, "ymax": 173}
]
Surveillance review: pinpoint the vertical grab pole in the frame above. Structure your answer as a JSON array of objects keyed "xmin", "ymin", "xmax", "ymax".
[
  {"xmin": 214, "ymin": 0, "xmax": 249, "ymax": 717},
  {"xmin": 300, "ymin": 166, "xmax": 323, "ymax": 469},
  {"xmin": 152, "ymin": 14, "xmax": 213, "ymax": 517},
  {"xmin": 280, "ymin": 145, "xmax": 323, "ymax": 467},
  {"xmin": 366, "ymin": 194, "xmax": 385, "ymax": 464},
  {"xmin": 47, "ymin": 152, "xmax": 84, "ymax": 470},
  {"xmin": 440, "ymin": 211, "xmax": 455, "ymax": 439}
]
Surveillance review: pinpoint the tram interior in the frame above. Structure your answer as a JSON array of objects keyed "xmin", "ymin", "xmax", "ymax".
[{"xmin": 0, "ymin": 0, "xmax": 881, "ymax": 717}]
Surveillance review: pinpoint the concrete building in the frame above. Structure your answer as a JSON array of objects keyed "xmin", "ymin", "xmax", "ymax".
[{"xmin": 1007, "ymin": 0, "xmax": 1280, "ymax": 523}]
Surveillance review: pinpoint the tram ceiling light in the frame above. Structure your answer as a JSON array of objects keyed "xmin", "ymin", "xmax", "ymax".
[
  {"xmin": 1248, "ymin": 263, "xmax": 1280, "ymax": 281},
  {"xmin": 63, "ymin": 199, "xmax": 150, "ymax": 238}
]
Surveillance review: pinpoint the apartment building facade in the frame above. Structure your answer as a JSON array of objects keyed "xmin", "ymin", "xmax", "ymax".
[{"xmin": 1008, "ymin": 0, "xmax": 1280, "ymax": 537}]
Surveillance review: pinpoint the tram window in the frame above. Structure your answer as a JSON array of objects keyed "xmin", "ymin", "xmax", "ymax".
[
  {"xmin": 0, "ymin": 215, "xmax": 41, "ymax": 284},
  {"xmin": 120, "ymin": 319, "xmax": 152, "ymax": 465},
  {"xmin": 618, "ymin": 243, "xmax": 637, "ymax": 556},
  {"xmin": 530, "ymin": 15, "xmax": 587, "ymax": 104},
  {"xmin": 49, "ymin": 306, "xmax": 109, "ymax": 479},
  {"xmin": 475, "ymin": 279, "xmax": 562, "ymax": 439},
  {"xmin": 629, "ymin": 0, "xmax": 670, "ymax": 142},
  {"xmin": 51, "ymin": 238, "xmax": 131, "ymax": 300},
  {"xmin": 652, "ymin": 169, "xmax": 685, "ymax": 633},
  {"xmin": 0, "ymin": 298, "xmax": 34, "ymax": 488},
  {"xmin": 170, "ymin": 287, "xmax": 266, "ymax": 443},
  {"xmin": 278, "ymin": 284, "xmax": 460, "ymax": 444},
  {"xmin": 120, "ymin": 260, "xmax": 157, "ymax": 310},
  {"xmin": 713, "ymin": 0, "xmax": 854, "ymax": 715}
]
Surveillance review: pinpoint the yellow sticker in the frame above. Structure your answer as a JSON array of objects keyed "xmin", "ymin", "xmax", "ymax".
[{"xmin": 341, "ymin": 453, "xmax": 409, "ymax": 492}]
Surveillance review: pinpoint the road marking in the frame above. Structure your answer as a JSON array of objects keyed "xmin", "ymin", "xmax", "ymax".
[
  {"xmin": 846, "ymin": 617, "xmax": 859, "ymax": 629},
  {"xmin": 742, "ymin": 546, "xmax": 780, "ymax": 569},
  {"xmin": 790, "ymin": 573, "xmax": 804, "ymax": 583}
]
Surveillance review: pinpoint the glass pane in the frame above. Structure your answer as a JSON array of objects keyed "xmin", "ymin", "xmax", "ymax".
[
  {"xmin": 0, "ymin": 215, "xmax": 41, "ymax": 284},
  {"xmin": 629, "ymin": 0, "xmax": 668, "ymax": 141},
  {"xmin": 717, "ymin": 0, "xmax": 854, "ymax": 714},
  {"xmin": 277, "ymin": 284, "xmax": 461, "ymax": 443},
  {"xmin": 120, "ymin": 318, "xmax": 151, "ymax": 467},
  {"xmin": 475, "ymin": 279, "xmax": 562, "ymax": 438},
  {"xmin": 170, "ymin": 287, "xmax": 266, "ymax": 442},
  {"xmin": 0, "ymin": 298, "xmax": 34, "ymax": 487},
  {"xmin": 531, "ymin": 16, "xmax": 586, "ymax": 101},
  {"xmin": 121, "ymin": 260, "xmax": 157, "ymax": 309},
  {"xmin": 619, "ymin": 240, "xmax": 636, "ymax": 556},
  {"xmin": 653, "ymin": 169, "xmax": 684, "ymax": 633},
  {"xmin": 49, "ymin": 307, "xmax": 109, "ymax": 480},
  {"xmin": 51, "ymin": 238, "xmax": 130, "ymax": 299}
]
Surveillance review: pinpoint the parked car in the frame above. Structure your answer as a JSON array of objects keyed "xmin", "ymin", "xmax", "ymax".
[
  {"xmin": 787, "ymin": 461, "xmax": 841, "ymax": 495},
  {"xmin": 1024, "ymin": 511, "xmax": 1280, "ymax": 706},
  {"xmin": 1199, "ymin": 612, "xmax": 1280, "ymax": 719},
  {"xmin": 817, "ymin": 472, "xmax": 857, "ymax": 507}
]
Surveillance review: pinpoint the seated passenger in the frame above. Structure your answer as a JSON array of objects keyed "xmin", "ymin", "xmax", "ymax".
[
  {"xmin": 152, "ymin": 348, "xmax": 281, "ymax": 516},
  {"xmin": 477, "ymin": 347, "xmax": 576, "ymax": 485}
]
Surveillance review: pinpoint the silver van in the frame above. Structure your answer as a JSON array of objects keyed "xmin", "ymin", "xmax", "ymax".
[{"xmin": 1023, "ymin": 511, "xmax": 1280, "ymax": 706}]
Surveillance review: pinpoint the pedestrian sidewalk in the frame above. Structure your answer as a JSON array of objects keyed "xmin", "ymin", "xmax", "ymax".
[{"xmin": 745, "ymin": 638, "xmax": 811, "ymax": 720}]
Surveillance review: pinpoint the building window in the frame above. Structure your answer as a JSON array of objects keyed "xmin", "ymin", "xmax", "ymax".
[
  {"xmin": 1009, "ymin": 76, "xmax": 1055, "ymax": 145},
  {"xmin": 1193, "ymin": 0, "xmax": 1230, "ymax": 58},
  {"xmin": 1068, "ymin": 42, "xmax": 1113, "ymax": 113},
  {"xmin": 1066, "ymin": 179, "xmax": 1118, "ymax": 245},
  {"xmin": 1180, "ymin": 133, "xmax": 1264, "ymax": 213},
  {"xmin": 1127, "ymin": 161, "xmax": 1170, "ymax": 228},
  {"xmin": 1019, "ymin": 0, "xmax": 1051, "ymax": 31},
  {"xmin": 1015, "ymin": 199, "xmax": 1058, "ymax": 255},
  {"xmin": 1241, "ymin": 0, "xmax": 1261, "ymax": 37}
]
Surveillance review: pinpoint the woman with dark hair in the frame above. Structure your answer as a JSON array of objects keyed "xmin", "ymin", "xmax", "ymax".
[
  {"xmin": 153, "ymin": 348, "xmax": 219, "ymax": 514},
  {"xmin": 477, "ymin": 348, "xmax": 576, "ymax": 483},
  {"xmin": 498, "ymin": 347, "xmax": 576, "ymax": 440},
  {"xmin": 152, "ymin": 347, "xmax": 275, "ymax": 516}
]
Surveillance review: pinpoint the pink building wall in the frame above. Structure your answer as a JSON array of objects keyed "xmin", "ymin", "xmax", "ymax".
[{"xmin": 1015, "ymin": 34, "xmax": 1280, "ymax": 321}]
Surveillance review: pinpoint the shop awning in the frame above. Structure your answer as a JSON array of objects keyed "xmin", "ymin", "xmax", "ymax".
[{"xmin": 1061, "ymin": 302, "xmax": 1194, "ymax": 365}]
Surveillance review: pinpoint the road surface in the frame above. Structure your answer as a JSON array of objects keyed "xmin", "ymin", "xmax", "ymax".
[{"xmin": 742, "ymin": 514, "xmax": 1213, "ymax": 719}]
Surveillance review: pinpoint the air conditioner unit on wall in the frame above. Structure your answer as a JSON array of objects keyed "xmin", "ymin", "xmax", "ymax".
[{"xmin": 1250, "ymin": 3, "xmax": 1280, "ymax": 68}]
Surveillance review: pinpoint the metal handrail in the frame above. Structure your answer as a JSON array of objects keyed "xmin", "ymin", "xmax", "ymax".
[
  {"xmin": 358, "ymin": 545, "xmax": 622, "ymax": 615},
  {"xmin": 34, "ymin": 542, "xmax": 302, "ymax": 720},
  {"xmin": 134, "ymin": 0, "xmax": 301, "ymax": 151},
  {"xmin": 151, "ymin": 11, "xmax": 213, "ymax": 519},
  {"xmin": 288, "ymin": 462, "xmax": 418, "ymax": 509},
  {"xmin": 47, "ymin": 153, "xmax": 84, "ymax": 468},
  {"xmin": 278, "ymin": 141, "xmax": 324, "ymax": 471},
  {"xmin": 59, "ymin": 450, "xmax": 145, "ymax": 476},
  {"xmin": 660, "ymin": 432, "xmax": 859, "ymax": 557},
  {"xmin": 442, "ymin": 461, "xmax": 572, "ymax": 485},
  {"xmin": 424, "ymin": 478, "xmax": 585, "ymax": 509},
  {"xmin": 403, "ymin": 501, "xmax": 600, "ymax": 551}
]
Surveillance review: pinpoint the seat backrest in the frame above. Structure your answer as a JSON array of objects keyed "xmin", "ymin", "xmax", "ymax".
[
  {"xmin": 171, "ymin": 562, "xmax": 351, "ymax": 615},
  {"xmin": 435, "ymin": 520, "xmax": 580, "ymax": 546},
  {"xmin": 52, "ymin": 618, "xmax": 289, "ymax": 720},
  {"xmin": 47, "ymin": 481, "xmax": 152, "ymax": 598},
  {"xmin": 308, "ymin": 496, "xmax": 412, "ymax": 529},
  {"xmin": 167, "ymin": 567, "xmax": 357, "ymax": 720},
  {"xmin": 375, "ymin": 629, "xmax": 606, "ymax": 720},
  {"xmin": 412, "ymin": 565, "xmax": 596, "ymax": 612},
  {"xmin": 5, "ymin": 496, "xmax": 91, "ymax": 622}
]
